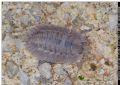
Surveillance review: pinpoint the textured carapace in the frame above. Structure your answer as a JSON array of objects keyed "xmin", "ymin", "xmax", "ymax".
[{"xmin": 24, "ymin": 24, "xmax": 89, "ymax": 64}]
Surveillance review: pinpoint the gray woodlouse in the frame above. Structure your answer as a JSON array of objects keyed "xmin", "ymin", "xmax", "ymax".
[{"xmin": 24, "ymin": 24, "xmax": 90, "ymax": 64}]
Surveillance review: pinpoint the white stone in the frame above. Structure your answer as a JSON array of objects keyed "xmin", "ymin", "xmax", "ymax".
[
  {"xmin": 7, "ymin": 61, "xmax": 19, "ymax": 78},
  {"xmin": 99, "ymin": 59, "xmax": 105, "ymax": 65},
  {"xmin": 19, "ymin": 68, "xmax": 30, "ymax": 85},
  {"xmin": 99, "ymin": 68, "xmax": 105, "ymax": 75},
  {"xmin": 64, "ymin": 78, "xmax": 72, "ymax": 85},
  {"xmin": 39, "ymin": 63, "xmax": 52, "ymax": 79},
  {"xmin": 80, "ymin": 25, "xmax": 91, "ymax": 30},
  {"xmin": 109, "ymin": 14, "xmax": 117, "ymax": 29}
]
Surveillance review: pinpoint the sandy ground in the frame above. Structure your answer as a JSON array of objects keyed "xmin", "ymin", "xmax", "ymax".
[{"xmin": 2, "ymin": 2, "xmax": 118, "ymax": 85}]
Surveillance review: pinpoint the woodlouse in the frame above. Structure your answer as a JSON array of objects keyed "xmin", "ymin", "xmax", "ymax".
[{"xmin": 24, "ymin": 24, "xmax": 89, "ymax": 64}]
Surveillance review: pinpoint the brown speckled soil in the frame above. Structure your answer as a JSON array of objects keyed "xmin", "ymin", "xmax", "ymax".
[{"xmin": 2, "ymin": 2, "xmax": 118, "ymax": 85}]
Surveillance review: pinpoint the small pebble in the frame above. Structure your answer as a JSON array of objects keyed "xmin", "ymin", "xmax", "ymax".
[
  {"xmin": 39, "ymin": 63, "xmax": 52, "ymax": 79},
  {"xmin": 90, "ymin": 63, "xmax": 97, "ymax": 71},
  {"xmin": 19, "ymin": 68, "xmax": 30, "ymax": 85},
  {"xmin": 99, "ymin": 58, "xmax": 105, "ymax": 65},
  {"xmin": 64, "ymin": 78, "xmax": 72, "ymax": 85},
  {"xmin": 6, "ymin": 61, "xmax": 19, "ymax": 78},
  {"xmin": 105, "ymin": 59, "xmax": 113, "ymax": 66},
  {"xmin": 109, "ymin": 14, "xmax": 117, "ymax": 29},
  {"xmin": 80, "ymin": 25, "xmax": 91, "ymax": 31},
  {"xmin": 99, "ymin": 68, "xmax": 105, "ymax": 75}
]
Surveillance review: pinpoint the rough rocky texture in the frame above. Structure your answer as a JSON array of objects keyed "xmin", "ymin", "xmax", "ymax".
[{"xmin": 2, "ymin": 2, "xmax": 118, "ymax": 85}]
